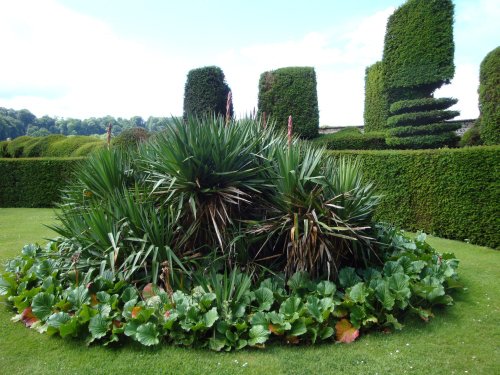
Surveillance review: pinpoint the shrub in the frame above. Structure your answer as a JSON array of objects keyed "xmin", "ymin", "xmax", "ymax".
[
  {"xmin": 112, "ymin": 127, "xmax": 150, "ymax": 149},
  {"xmin": 364, "ymin": 61, "xmax": 389, "ymax": 132},
  {"xmin": 387, "ymin": 110, "xmax": 460, "ymax": 128},
  {"xmin": 328, "ymin": 146, "xmax": 500, "ymax": 248},
  {"xmin": 312, "ymin": 129, "xmax": 388, "ymax": 150},
  {"xmin": 258, "ymin": 67, "xmax": 319, "ymax": 138},
  {"xmin": 183, "ymin": 66, "xmax": 233, "ymax": 119},
  {"xmin": 22, "ymin": 134, "xmax": 65, "ymax": 157},
  {"xmin": 0, "ymin": 158, "xmax": 83, "ymax": 207},
  {"xmin": 387, "ymin": 122, "xmax": 460, "ymax": 137},
  {"xmin": 47, "ymin": 136, "xmax": 103, "ymax": 157},
  {"xmin": 390, "ymin": 97, "xmax": 458, "ymax": 115},
  {"xmin": 382, "ymin": 0, "xmax": 455, "ymax": 96},
  {"xmin": 478, "ymin": 46, "xmax": 500, "ymax": 145},
  {"xmin": 71, "ymin": 141, "xmax": 106, "ymax": 156},
  {"xmin": 385, "ymin": 132, "xmax": 459, "ymax": 149},
  {"xmin": 459, "ymin": 124, "xmax": 483, "ymax": 147},
  {"xmin": 5, "ymin": 136, "xmax": 32, "ymax": 157},
  {"xmin": 0, "ymin": 140, "xmax": 7, "ymax": 157}
]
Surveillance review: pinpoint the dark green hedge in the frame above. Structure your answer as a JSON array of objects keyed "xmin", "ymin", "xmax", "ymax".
[
  {"xmin": 312, "ymin": 128, "xmax": 388, "ymax": 150},
  {"xmin": 364, "ymin": 61, "xmax": 389, "ymax": 132},
  {"xmin": 387, "ymin": 122, "xmax": 460, "ymax": 137},
  {"xmin": 382, "ymin": 0, "xmax": 455, "ymax": 95},
  {"xmin": 0, "ymin": 158, "xmax": 84, "ymax": 207},
  {"xmin": 390, "ymin": 97, "xmax": 458, "ymax": 115},
  {"xmin": 183, "ymin": 66, "xmax": 232, "ymax": 119},
  {"xmin": 258, "ymin": 67, "xmax": 319, "ymax": 139},
  {"xmin": 112, "ymin": 127, "xmax": 150, "ymax": 149},
  {"xmin": 328, "ymin": 146, "xmax": 500, "ymax": 248},
  {"xmin": 478, "ymin": 46, "xmax": 500, "ymax": 145},
  {"xmin": 387, "ymin": 110, "xmax": 460, "ymax": 128},
  {"xmin": 386, "ymin": 132, "xmax": 458, "ymax": 149}
]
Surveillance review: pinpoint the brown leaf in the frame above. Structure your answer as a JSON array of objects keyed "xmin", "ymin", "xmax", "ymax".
[{"xmin": 335, "ymin": 319, "xmax": 359, "ymax": 343}]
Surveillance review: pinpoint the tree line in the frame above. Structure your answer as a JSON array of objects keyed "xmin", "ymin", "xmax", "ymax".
[{"xmin": 0, "ymin": 107, "xmax": 178, "ymax": 140}]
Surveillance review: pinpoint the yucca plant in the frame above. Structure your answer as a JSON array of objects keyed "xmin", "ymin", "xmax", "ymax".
[
  {"xmin": 250, "ymin": 143, "xmax": 380, "ymax": 280},
  {"xmin": 140, "ymin": 116, "xmax": 276, "ymax": 253}
]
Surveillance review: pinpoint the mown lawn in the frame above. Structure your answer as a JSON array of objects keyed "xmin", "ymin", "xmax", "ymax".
[{"xmin": 0, "ymin": 208, "xmax": 499, "ymax": 374}]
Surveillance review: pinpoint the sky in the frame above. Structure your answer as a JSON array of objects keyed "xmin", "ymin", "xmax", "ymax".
[{"xmin": 0, "ymin": 0, "xmax": 498, "ymax": 126}]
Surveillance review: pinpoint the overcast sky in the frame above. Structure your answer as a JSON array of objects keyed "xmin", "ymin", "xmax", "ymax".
[{"xmin": 0, "ymin": 0, "xmax": 498, "ymax": 126}]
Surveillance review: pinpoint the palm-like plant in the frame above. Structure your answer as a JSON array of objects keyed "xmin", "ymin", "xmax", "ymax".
[{"xmin": 250, "ymin": 143, "xmax": 380, "ymax": 280}]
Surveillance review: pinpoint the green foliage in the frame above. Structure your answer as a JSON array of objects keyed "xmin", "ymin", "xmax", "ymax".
[
  {"xmin": 478, "ymin": 46, "xmax": 500, "ymax": 145},
  {"xmin": 1, "ymin": 135, "xmax": 105, "ymax": 158},
  {"xmin": 328, "ymin": 147, "xmax": 500, "ymax": 248},
  {"xmin": 0, "ymin": 158, "xmax": 83, "ymax": 207},
  {"xmin": 459, "ymin": 124, "xmax": 483, "ymax": 147},
  {"xmin": 382, "ymin": 0, "xmax": 455, "ymax": 95},
  {"xmin": 386, "ymin": 110, "xmax": 459, "ymax": 128},
  {"xmin": 387, "ymin": 122, "xmax": 461, "ymax": 138},
  {"xmin": 364, "ymin": 61, "xmax": 389, "ymax": 132},
  {"xmin": 1, "ymin": 228, "xmax": 461, "ymax": 351},
  {"xmin": 390, "ymin": 97, "xmax": 458, "ymax": 115},
  {"xmin": 112, "ymin": 127, "xmax": 150, "ymax": 149},
  {"xmin": 183, "ymin": 66, "xmax": 232, "ymax": 119},
  {"xmin": 258, "ymin": 67, "xmax": 319, "ymax": 139},
  {"xmin": 312, "ymin": 129, "xmax": 388, "ymax": 150}
]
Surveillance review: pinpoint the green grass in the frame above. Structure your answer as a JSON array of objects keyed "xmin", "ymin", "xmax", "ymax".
[{"xmin": 1, "ymin": 208, "xmax": 499, "ymax": 374}]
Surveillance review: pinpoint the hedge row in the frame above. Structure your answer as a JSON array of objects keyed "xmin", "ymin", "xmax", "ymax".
[
  {"xmin": 387, "ymin": 122, "xmax": 461, "ymax": 137},
  {"xmin": 329, "ymin": 146, "xmax": 500, "ymax": 249},
  {"xmin": 0, "ymin": 158, "xmax": 83, "ymax": 207},
  {"xmin": 478, "ymin": 46, "xmax": 500, "ymax": 145},
  {"xmin": 0, "ymin": 135, "xmax": 105, "ymax": 158},
  {"xmin": 312, "ymin": 129, "xmax": 387, "ymax": 150},
  {"xmin": 258, "ymin": 67, "xmax": 319, "ymax": 139}
]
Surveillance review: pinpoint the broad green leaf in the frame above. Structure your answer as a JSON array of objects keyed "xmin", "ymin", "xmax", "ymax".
[
  {"xmin": 35, "ymin": 259, "xmax": 56, "ymax": 279},
  {"xmin": 290, "ymin": 318, "xmax": 307, "ymax": 336},
  {"xmin": 279, "ymin": 297, "xmax": 302, "ymax": 320},
  {"xmin": 384, "ymin": 313, "xmax": 403, "ymax": 330},
  {"xmin": 248, "ymin": 325, "xmax": 270, "ymax": 346},
  {"xmin": 121, "ymin": 287, "xmax": 138, "ymax": 303},
  {"xmin": 89, "ymin": 314, "xmax": 110, "ymax": 340},
  {"xmin": 209, "ymin": 336, "xmax": 226, "ymax": 351},
  {"xmin": 287, "ymin": 272, "xmax": 311, "ymax": 292},
  {"xmin": 31, "ymin": 292, "xmax": 55, "ymax": 320},
  {"xmin": 124, "ymin": 320, "xmax": 140, "ymax": 337},
  {"xmin": 199, "ymin": 292, "xmax": 216, "ymax": 310},
  {"xmin": 250, "ymin": 311, "xmax": 269, "ymax": 326},
  {"xmin": 375, "ymin": 281, "xmax": 395, "ymax": 310},
  {"xmin": 203, "ymin": 307, "xmax": 218, "ymax": 328},
  {"xmin": 319, "ymin": 326, "xmax": 334, "ymax": 340},
  {"xmin": 59, "ymin": 317, "xmax": 78, "ymax": 338},
  {"xmin": 338, "ymin": 267, "xmax": 361, "ymax": 288},
  {"xmin": 254, "ymin": 287, "xmax": 274, "ymax": 311},
  {"xmin": 388, "ymin": 273, "xmax": 411, "ymax": 301},
  {"xmin": 348, "ymin": 282, "xmax": 368, "ymax": 304},
  {"xmin": 68, "ymin": 285, "xmax": 90, "ymax": 309},
  {"xmin": 316, "ymin": 280, "xmax": 336, "ymax": 296},
  {"xmin": 383, "ymin": 261, "xmax": 404, "ymax": 277},
  {"xmin": 47, "ymin": 311, "xmax": 71, "ymax": 329},
  {"xmin": 306, "ymin": 296, "xmax": 323, "ymax": 322},
  {"xmin": 136, "ymin": 322, "xmax": 160, "ymax": 346}
]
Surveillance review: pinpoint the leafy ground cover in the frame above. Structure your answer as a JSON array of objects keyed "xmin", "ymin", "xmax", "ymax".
[{"xmin": 0, "ymin": 208, "xmax": 499, "ymax": 374}]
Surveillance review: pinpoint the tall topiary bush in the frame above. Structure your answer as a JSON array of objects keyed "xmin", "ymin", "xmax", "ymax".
[
  {"xmin": 183, "ymin": 66, "xmax": 233, "ymax": 119},
  {"xmin": 258, "ymin": 67, "xmax": 319, "ymax": 139},
  {"xmin": 364, "ymin": 61, "xmax": 389, "ymax": 132},
  {"xmin": 382, "ymin": 0, "xmax": 459, "ymax": 149},
  {"xmin": 478, "ymin": 46, "xmax": 500, "ymax": 145}
]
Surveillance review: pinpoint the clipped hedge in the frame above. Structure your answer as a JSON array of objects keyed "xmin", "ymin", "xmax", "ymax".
[
  {"xmin": 390, "ymin": 97, "xmax": 458, "ymax": 115},
  {"xmin": 363, "ymin": 61, "xmax": 389, "ymax": 132},
  {"xmin": 112, "ymin": 127, "xmax": 150, "ymax": 149},
  {"xmin": 387, "ymin": 110, "xmax": 460, "ymax": 128},
  {"xmin": 478, "ymin": 46, "xmax": 500, "ymax": 145},
  {"xmin": 328, "ymin": 146, "xmax": 500, "ymax": 248},
  {"xmin": 382, "ymin": 0, "xmax": 455, "ymax": 95},
  {"xmin": 0, "ymin": 158, "xmax": 84, "ymax": 207},
  {"xmin": 312, "ymin": 128, "xmax": 387, "ymax": 150},
  {"xmin": 385, "ymin": 132, "xmax": 458, "ymax": 149},
  {"xmin": 183, "ymin": 66, "xmax": 232, "ymax": 119},
  {"xmin": 258, "ymin": 67, "xmax": 319, "ymax": 139},
  {"xmin": 387, "ymin": 122, "xmax": 461, "ymax": 137},
  {"xmin": 1, "ymin": 135, "xmax": 105, "ymax": 158}
]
